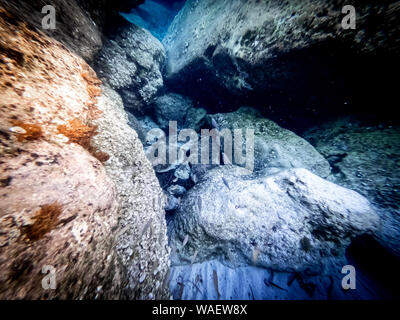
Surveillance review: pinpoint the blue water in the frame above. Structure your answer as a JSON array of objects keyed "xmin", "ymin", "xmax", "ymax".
[{"xmin": 120, "ymin": 0, "xmax": 185, "ymax": 41}]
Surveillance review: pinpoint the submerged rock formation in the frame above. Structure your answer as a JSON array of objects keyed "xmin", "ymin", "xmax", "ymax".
[
  {"xmin": 304, "ymin": 119, "xmax": 400, "ymax": 257},
  {"xmin": 169, "ymin": 166, "xmax": 379, "ymax": 274},
  {"xmin": 0, "ymin": 0, "xmax": 101, "ymax": 62},
  {"xmin": 95, "ymin": 24, "xmax": 165, "ymax": 113},
  {"xmin": 209, "ymin": 107, "xmax": 331, "ymax": 176},
  {"xmin": 1, "ymin": 0, "xmax": 399, "ymax": 302},
  {"xmin": 0, "ymin": 7, "xmax": 170, "ymax": 299},
  {"xmin": 92, "ymin": 85, "xmax": 170, "ymax": 299},
  {"xmin": 169, "ymin": 259, "xmax": 381, "ymax": 300},
  {"xmin": 153, "ymin": 93, "xmax": 193, "ymax": 130},
  {"xmin": 163, "ymin": 0, "xmax": 400, "ymax": 127}
]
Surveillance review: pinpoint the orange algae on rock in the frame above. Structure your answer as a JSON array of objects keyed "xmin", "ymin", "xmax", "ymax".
[
  {"xmin": 57, "ymin": 119, "xmax": 110, "ymax": 163},
  {"xmin": 20, "ymin": 202, "xmax": 63, "ymax": 242}
]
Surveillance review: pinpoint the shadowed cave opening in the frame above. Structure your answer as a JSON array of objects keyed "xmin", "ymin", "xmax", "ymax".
[{"xmin": 346, "ymin": 235, "xmax": 400, "ymax": 299}]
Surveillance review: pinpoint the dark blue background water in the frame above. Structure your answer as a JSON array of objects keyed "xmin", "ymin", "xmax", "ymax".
[{"xmin": 120, "ymin": 0, "xmax": 186, "ymax": 41}]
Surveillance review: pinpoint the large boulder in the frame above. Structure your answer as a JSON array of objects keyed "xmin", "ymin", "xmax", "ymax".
[
  {"xmin": 304, "ymin": 119, "xmax": 400, "ymax": 256},
  {"xmin": 0, "ymin": 0, "xmax": 145, "ymax": 62},
  {"xmin": 163, "ymin": 0, "xmax": 400, "ymax": 126},
  {"xmin": 0, "ymin": 0, "xmax": 102, "ymax": 62},
  {"xmin": 184, "ymin": 106, "xmax": 207, "ymax": 132},
  {"xmin": 95, "ymin": 24, "xmax": 166, "ymax": 113},
  {"xmin": 0, "ymin": 9, "xmax": 169, "ymax": 299},
  {"xmin": 169, "ymin": 166, "xmax": 379, "ymax": 274},
  {"xmin": 92, "ymin": 85, "xmax": 170, "ymax": 299},
  {"xmin": 153, "ymin": 93, "xmax": 193, "ymax": 130},
  {"xmin": 120, "ymin": 0, "xmax": 184, "ymax": 41},
  {"xmin": 0, "ymin": 11, "xmax": 120, "ymax": 299},
  {"xmin": 209, "ymin": 107, "xmax": 331, "ymax": 177}
]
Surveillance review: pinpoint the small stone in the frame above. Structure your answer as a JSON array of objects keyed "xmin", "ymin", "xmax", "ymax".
[
  {"xmin": 165, "ymin": 195, "xmax": 179, "ymax": 212},
  {"xmin": 175, "ymin": 164, "xmax": 191, "ymax": 181},
  {"xmin": 167, "ymin": 185, "xmax": 186, "ymax": 197},
  {"xmin": 9, "ymin": 126, "xmax": 26, "ymax": 134}
]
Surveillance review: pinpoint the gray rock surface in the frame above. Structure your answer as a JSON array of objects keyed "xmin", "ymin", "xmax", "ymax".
[
  {"xmin": 184, "ymin": 107, "xmax": 207, "ymax": 132},
  {"xmin": 168, "ymin": 185, "xmax": 187, "ymax": 197},
  {"xmin": 0, "ymin": 4, "xmax": 170, "ymax": 300},
  {"xmin": 169, "ymin": 166, "xmax": 379, "ymax": 274},
  {"xmin": 304, "ymin": 120, "xmax": 400, "ymax": 256},
  {"xmin": 1, "ymin": 0, "xmax": 102, "ymax": 62},
  {"xmin": 162, "ymin": 0, "xmax": 400, "ymax": 126},
  {"xmin": 153, "ymin": 93, "xmax": 193, "ymax": 130},
  {"xmin": 93, "ymin": 85, "xmax": 171, "ymax": 299},
  {"xmin": 209, "ymin": 107, "xmax": 331, "ymax": 177},
  {"xmin": 164, "ymin": 0, "xmax": 399, "ymax": 92},
  {"xmin": 135, "ymin": 115, "xmax": 161, "ymax": 146},
  {"xmin": 165, "ymin": 195, "xmax": 180, "ymax": 212},
  {"xmin": 95, "ymin": 25, "xmax": 165, "ymax": 112}
]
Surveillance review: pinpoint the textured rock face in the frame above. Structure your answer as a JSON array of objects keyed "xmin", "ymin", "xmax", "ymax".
[
  {"xmin": 0, "ymin": 8, "xmax": 170, "ymax": 299},
  {"xmin": 153, "ymin": 93, "xmax": 193, "ymax": 130},
  {"xmin": 209, "ymin": 107, "xmax": 331, "ymax": 177},
  {"xmin": 95, "ymin": 24, "xmax": 166, "ymax": 113},
  {"xmin": 0, "ymin": 145, "xmax": 123, "ymax": 299},
  {"xmin": 304, "ymin": 120, "xmax": 400, "ymax": 256},
  {"xmin": 169, "ymin": 166, "xmax": 379, "ymax": 274},
  {"xmin": 0, "ymin": 0, "xmax": 102, "ymax": 62},
  {"xmin": 93, "ymin": 86, "xmax": 170, "ymax": 299},
  {"xmin": 120, "ymin": 0, "xmax": 184, "ymax": 41},
  {"xmin": 165, "ymin": 0, "xmax": 398, "ymax": 73},
  {"xmin": 184, "ymin": 107, "xmax": 207, "ymax": 132},
  {"xmin": 0, "ymin": 0, "xmax": 145, "ymax": 62},
  {"xmin": 163, "ymin": 0, "xmax": 400, "ymax": 124},
  {"xmin": 0, "ymin": 10, "xmax": 121, "ymax": 299}
]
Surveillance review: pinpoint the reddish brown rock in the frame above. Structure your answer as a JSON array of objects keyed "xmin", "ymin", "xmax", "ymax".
[{"xmin": 0, "ymin": 8, "xmax": 124, "ymax": 299}]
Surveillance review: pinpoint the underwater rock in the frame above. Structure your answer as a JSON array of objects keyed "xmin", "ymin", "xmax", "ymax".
[
  {"xmin": 153, "ymin": 93, "xmax": 193, "ymax": 130},
  {"xmin": 209, "ymin": 107, "xmax": 331, "ymax": 177},
  {"xmin": 0, "ymin": 0, "xmax": 102, "ymax": 62},
  {"xmin": 304, "ymin": 119, "xmax": 400, "ymax": 257},
  {"xmin": 169, "ymin": 259, "xmax": 380, "ymax": 300},
  {"xmin": 0, "ymin": 12, "xmax": 122, "ymax": 299},
  {"xmin": 125, "ymin": 111, "xmax": 148, "ymax": 143},
  {"xmin": 95, "ymin": 24, "xmax": 165, "ymax": 113},
  {"xmin": 168, "ymin": 185, "xmax": 187, "ymax": 197},
  {"xmin": 184, "ymin": 107, "xmax": 208, "ymax": 132},
  {"xmin": 0, "ymin": 0, "xmax": 145, "ymax": 62},
  {"xmin": 125, "ymin": 111, "xmax": 163, "ymax": 147},
  {"xmin": 0, "ymin": 9, "xmax": 170, "ymax": 299},
  {"xmin": 190, "ymin": 164, "xmax": 218, "ymax": 185},
  {"xmin": 169, "ymin": 165, "xmax": 379, "ymax": 274},
  {"xmin": 92, "ymin": 85, "xmax": 171, "ymax": 299},
  {"xmin": 120, "ymin": 0, "xmax": 184, "ymax": 41},
  {"xmin": 174, "ymin": 164, "xmax": 192, "ymax": 181},
  {"xmin": 163, "ymin": 0, "xmax": 400, "ymax": 125}
]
